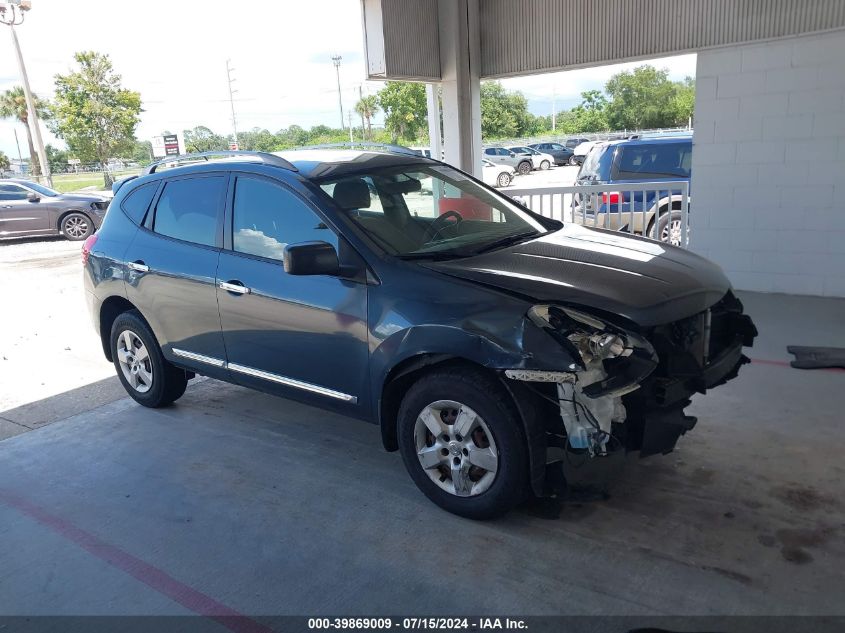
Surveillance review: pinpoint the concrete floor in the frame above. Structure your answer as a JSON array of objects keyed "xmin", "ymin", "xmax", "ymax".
[{"xmin": 0, "ymin": 291, "xmax": 843, "ymax": 621}]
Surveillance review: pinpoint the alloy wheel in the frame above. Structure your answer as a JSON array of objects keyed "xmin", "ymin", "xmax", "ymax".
[
  {"xmin": 662, "ymin": 219, "xmax": 683, "ymax": 246},
  {"xmin": 115, "ymin": 329, "xmax": 153, "ymax": 393},
  {"xmin": 64, "ymin": 216, "xmax": 90, "ymax": 239},
  {"xmin": 414, "ymin": 400, "xmax": 498, "ymax": 497},
  {"xmin": 497, "ymin": 173, "xmax": 510, "ymax": 187}
]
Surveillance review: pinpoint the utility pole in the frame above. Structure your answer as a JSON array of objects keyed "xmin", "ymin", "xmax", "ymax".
[
  {"xmin": 1, "ymin": 0, "xmax": 52, "ymax": 186},
  {"xmin": 13, "ymin": 128, "xmax": 23, "ymax": 163},
  {"xmin": 332, "ymin": 54, "xmax": 344, "ymax": 130},
  {"xmin": 226, "ymin": 59, "xmax": 239, "ymax": 149},
  {"xmin": 358, "ymin": 84, "xmax": 365, "ymax": 139}
]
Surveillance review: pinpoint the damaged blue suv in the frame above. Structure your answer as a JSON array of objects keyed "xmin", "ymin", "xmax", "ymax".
[{"xmin": 84, "ymin": 147, "xmax": 756, "ymax": 519}]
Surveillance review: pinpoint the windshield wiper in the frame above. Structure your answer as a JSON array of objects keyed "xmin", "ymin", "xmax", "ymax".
[
  {"xmin": 396, "ymin": 251, "xmax": 470, "ymax": 261},
  {"xmin": 472, "ymin": 231, "xmax": 540, "ymax": 255}
]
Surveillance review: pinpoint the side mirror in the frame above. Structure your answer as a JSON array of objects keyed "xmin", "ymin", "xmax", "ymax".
[
  {"xmin": 27, "ymin": 192, "xmax": 40, "ymax": 202},
  {"xmin": 283, "ymin": 241, "xmax": 340, "ymax": 276},
  {"xmin": 508, "ymin": 151, "xmax": 517, "ymax": 157}
]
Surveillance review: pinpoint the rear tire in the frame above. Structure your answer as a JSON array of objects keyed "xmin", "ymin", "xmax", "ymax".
[
  {"xmin": 568, "ymin": 156, "xmax": 578, "ymax": 166},
  {"xmin": 110, "ymin": 310, "xmax": 188, "ymax": 408},
  {"xmin": 654, "ymin": 210, "xmax": 685, "ymax": 246},
  {"xmin": 496, "ymin": 172, "xmax": 512, "ymax": 188},
  {"xmin": 61, "ymin": 212, "xmax": 93, "ymax": 241},
  {"xmin": 539, "ymin": 160, "xmax": 551, "ymax": 170},
  {"xmin": 397, "ymin": 367, "xmax": 528, "ymax": 519}
]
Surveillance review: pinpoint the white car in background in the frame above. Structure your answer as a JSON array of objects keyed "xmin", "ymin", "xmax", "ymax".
[
  {"xmin": 508, "ymin": 146, "xmax": 555, "ymax": 171},
  {"xmin": 481, "ymin": 159, "xmax": 515, "ymax": 188}
]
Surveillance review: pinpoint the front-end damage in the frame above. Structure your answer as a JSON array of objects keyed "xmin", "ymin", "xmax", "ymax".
[{"xmin": 503, "ymin": 291, "xmax": 758, "ymax": 495}]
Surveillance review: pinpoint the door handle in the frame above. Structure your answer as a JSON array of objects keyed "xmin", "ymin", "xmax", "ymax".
[
  {"xmin": 127, "ymin": 261, "xmax": 149, "ymax": 273},
  {"xmin": 219, "ymin": 280, "xmax": 250, "ymax": 295}
]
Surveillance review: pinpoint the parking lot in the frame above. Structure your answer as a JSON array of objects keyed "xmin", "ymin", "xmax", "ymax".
[{"xmin": 1, "ymin": 237, "xmax": 844, "ymax": 619}]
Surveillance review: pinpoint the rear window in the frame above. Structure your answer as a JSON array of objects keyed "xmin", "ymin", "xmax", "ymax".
[
  {"xmin": 152, "ymin": 176, "xmax": 226, "ymax": 247},
  {"xmin": 578, "ymin": 145, "xmax": 615, "ymax": 182},
  {"xmin": 615, "ymin": 142, "xmax": 692, "ymax": 180},
  {"xmin": 121, "ymin": 182, "xmax": 158, "ymax": 225}
]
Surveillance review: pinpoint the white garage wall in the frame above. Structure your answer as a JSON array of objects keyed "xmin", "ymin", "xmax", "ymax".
[{"xmin": 690, "ymin": 30, "xmax": 845, "ymax": 297}]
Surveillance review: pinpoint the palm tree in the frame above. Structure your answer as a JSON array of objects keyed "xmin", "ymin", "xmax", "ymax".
[
  {"xmin": 354, "ymin": 95, "xmax": 380, "ymax": 140},
  {"xmin": 0, "ymin": 150, "xmax": 10, "ymax": 173},
  {"xmin": 0, "ymin": 86, "xmax": 51, "ymax": 176}
]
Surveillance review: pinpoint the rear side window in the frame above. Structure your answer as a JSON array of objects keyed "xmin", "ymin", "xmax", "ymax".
[
  {"xmin": 616, "ymin": 143, "xmax": 692, "ymax": 180},
  {"xmin": 120, "ymin": 182, "xmax": 158, "ymax": 225},
  {"xmin": 152, "ymin": 176, "xmax": 225, "ymax": 247}
]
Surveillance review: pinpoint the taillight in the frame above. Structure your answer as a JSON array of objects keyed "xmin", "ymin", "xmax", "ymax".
[
  {"xmin": 82, "ymin": 233, "xmax": 98, "ymax": 266},
  {"xmin": 602, "ymin": 192, "xmax": 625, "ymax": 204}
]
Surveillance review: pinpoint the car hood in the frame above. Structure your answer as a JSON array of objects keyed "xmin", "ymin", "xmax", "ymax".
[
  {"xmin": 424, "ymin": 224, "xmax": 731, "ymax": 327},
  {"xmin": 57, "ymin": 192, "xmax": 110, "ymax": 203}
]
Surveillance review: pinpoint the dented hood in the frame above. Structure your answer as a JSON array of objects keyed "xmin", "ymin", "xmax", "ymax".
[{"xmin": 425, "ymin": 224, "xmax": 731, "ymax": 327}]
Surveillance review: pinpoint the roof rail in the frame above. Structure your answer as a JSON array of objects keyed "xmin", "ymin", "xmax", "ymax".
[
  {"xmin": 142, "ymin": 150, "xmax": 298, "ymax": 175},
  {"xmin": 284, "ymin": 142, "xmax": 422, "ymax": 158}
]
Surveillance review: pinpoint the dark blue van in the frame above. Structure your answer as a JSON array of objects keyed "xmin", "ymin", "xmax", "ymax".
[{"xmin": 573, "ymin": 135, "xmax": 692, "ymax": 245}]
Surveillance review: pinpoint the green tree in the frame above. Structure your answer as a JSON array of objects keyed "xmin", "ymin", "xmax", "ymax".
[
  {"xmin": 354, "ymin": 95, "xmax": 380, "ymax": 140},
  {"xmin": 604, "ymin": 65, "xmax": 680, "ymax": 130},
  {"xmin": 377, "ymin": 82, "xmax": 427, "ymax": 143},
  {"xmin": 183, "ymin": 125, "xmax": 228, "ymax": 153},
  {"xmin": 238, "ymin": 127, "xmax": 278, "ymax": 152},
  {"xmin": 50, "ymin": 51, "xmax": 142, "ymax": 186},
  {"xmin": 480, "ymin": 81, "xmax": 538, "ymax": 139},
  {"xmin": 565, "ymin": 90, "xmax": 610, "ymax": 133},
  {"xmin": 45, "ymin": 144, "xmax": 69, "ymax": 171},
  {"xmin": 0, "ymin": 86, "xmax": 51, "ymax": 176},
  {"xmin": 672, "ymin": 76, "xmax": 696, "ymax": 126},
  {"xmin": 0, "ymin": 150, "xmax": 10, "ymax": 172}
]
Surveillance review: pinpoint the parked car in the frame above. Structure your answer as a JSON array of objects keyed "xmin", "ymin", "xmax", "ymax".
[
  {"xmin": 0, "ymin": 179, "xmax": 109, "ymax": 241},
  {"xmin": 482, "ymin": 159, "xmax": 516, "ymax": 188},
  {"xmin": 84, "ymin": 147, "xmax": 755, "ymax": 519},
  {"xmin": 508, "ymin": 146, "xmax": 554, "ymax": 171},
  {"xmin": 573, "ymin": 135, "xmax": 693, "ymax": 244},
  {"xmin": 527, "ymin": 142, "xmax": 573, "ymax": 166},
  {"xmin": 570, "ymin": 140, "xmax": 602, "ymax": 166},
  {"xmin": 565, "ymin": 138, "xmax": 590, "ymax": 149},
  {"xmin": 482, "ymin": 147, "xmax": 533, "ymax": 175}
]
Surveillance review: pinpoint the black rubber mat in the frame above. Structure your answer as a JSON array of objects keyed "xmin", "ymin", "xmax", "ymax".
[{"xmin": 787, "ymin": 346, "xmax": 845, "ymax": 369}]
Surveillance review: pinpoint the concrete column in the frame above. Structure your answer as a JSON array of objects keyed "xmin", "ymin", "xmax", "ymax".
[
  {"xmin": 425, "ymin": 83, "xmax": 442, "ymax": 160},
  {"xmin": 437, "ymin": 0, "xmax": 482, "ymax": 176}
]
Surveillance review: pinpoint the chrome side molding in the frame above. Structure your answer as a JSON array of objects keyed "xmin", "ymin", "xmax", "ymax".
[{"xmin": 170, "ymin": 348, "xmax": 357, "ymax": 404}]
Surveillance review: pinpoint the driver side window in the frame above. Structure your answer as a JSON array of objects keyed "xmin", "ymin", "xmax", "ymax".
[
  {"xmin": 233, "ymin": 176, "xmax": 337, "ymax": 262},
  {"xmin": 0, "ymin": 184, "xmax": 29, "ymax": 201}
]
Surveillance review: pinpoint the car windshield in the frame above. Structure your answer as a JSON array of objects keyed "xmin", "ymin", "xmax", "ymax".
[
  {"xmin": 319, "ymin": 164, "xmax": 550, "ymax": 259},
  {"xmin": 20, "ymin": 181, "xmax": 60, "ymax": 197}
]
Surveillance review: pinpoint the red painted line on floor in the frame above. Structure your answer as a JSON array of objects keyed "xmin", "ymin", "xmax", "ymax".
[
  {"xmin": 750, "ymin": 357, "xmax": 845, "ymax": 373},
  {"xmin": 0, "ymin": 489, "xmax": 274, "ymax": 633}
]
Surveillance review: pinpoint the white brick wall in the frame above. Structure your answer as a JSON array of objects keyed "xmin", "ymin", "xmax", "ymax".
[{"xmin": 690, "ymin": 30, "xmax": 845, "ymax": 297}]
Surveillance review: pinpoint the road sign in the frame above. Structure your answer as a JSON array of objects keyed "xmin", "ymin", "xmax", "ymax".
[{"xmin": 152, "ymin": 133, "xmax": 186, "ymax": 158}]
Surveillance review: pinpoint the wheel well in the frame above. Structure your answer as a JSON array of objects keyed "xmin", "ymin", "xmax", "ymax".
[
  {"xmin": 379, "ymin": 354, "xmax": 517, "ymax": 452},
  {"xmin": 98, "ymin": 296, "xmax": 141, "ymax": 361},
  {"xmin": 646, "ymin": 200, "xmax": 683, "ymax": 235}
]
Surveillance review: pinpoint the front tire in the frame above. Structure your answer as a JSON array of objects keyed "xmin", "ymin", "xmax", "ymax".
[
  {"xmin": 61, "ymin": 212, "xmax": 93, "ymax": 241},
  {"xmin": 496, "ymin": 172, "xmax": 512, "ymax": 188},
  {"xmin": 110, "ymin": 310, "xmax": 188, "ymax": 408},
  {"xmin": 517, "ymin": 161, "xmax": 532, "ymax": 176},
  {"xmin": 397, "ymin": 368, "xmax": 528, "ymax": 519}
]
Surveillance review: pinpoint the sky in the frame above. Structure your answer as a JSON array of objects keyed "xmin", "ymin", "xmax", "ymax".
[{"xmin": 0, "ymin": 0, "xmax": 696, "ymax": 160}]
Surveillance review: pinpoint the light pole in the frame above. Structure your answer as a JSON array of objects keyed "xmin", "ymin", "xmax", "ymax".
[
  {"xmin": 331, "ymin": 54, "xmax": 344, "ymax": 130},
  {"xmin": 1, "ymin": 0, "xmax": 52, "ymax": 186},
  {"xmin": 226, "ymin": 59, "xmax": 240, "ymax": 150}
]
